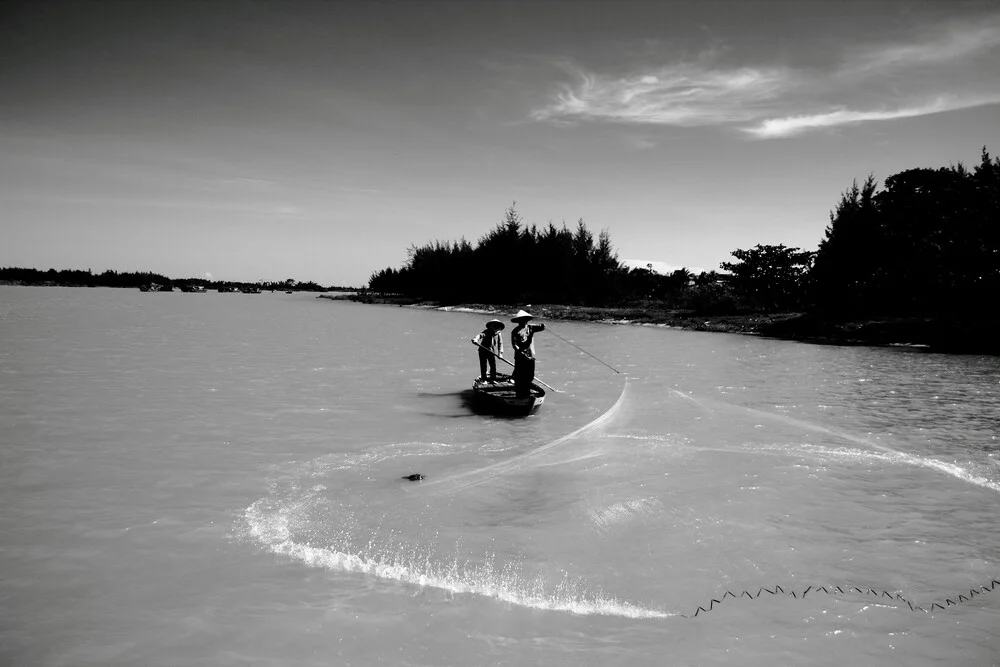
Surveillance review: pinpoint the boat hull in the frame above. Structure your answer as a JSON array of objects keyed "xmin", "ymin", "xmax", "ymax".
[{"xmin": 471, "ymin": 373, "xmax": 545, "ymax": 416}]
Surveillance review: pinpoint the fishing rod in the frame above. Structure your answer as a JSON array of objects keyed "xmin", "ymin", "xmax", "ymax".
[
  {"xmin": 470, "ymin": 341, "xmax": 558, "ymax": 392},
  {"xmin": 546, "ymin": 328, "xmax": 622, "ymax": 375}
]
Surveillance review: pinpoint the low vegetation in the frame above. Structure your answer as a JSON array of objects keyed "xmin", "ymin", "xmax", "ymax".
[{"xmin": 0, "ymin": 268, "xmax": 342, "ymax": 293}]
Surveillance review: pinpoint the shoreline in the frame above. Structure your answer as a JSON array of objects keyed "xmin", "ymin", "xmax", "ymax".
[{"xmin": 320, "ymin": 294, "xmax": 999, "ymax": 355}]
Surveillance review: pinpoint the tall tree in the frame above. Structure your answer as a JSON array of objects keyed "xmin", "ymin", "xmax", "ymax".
[
  {"xmin": 809, "ymin": 175, "xmax": 881, "ymax": 314},
  {"xmin": 721, "ymin": 244, "xmax": 814, "ymax": 312}
]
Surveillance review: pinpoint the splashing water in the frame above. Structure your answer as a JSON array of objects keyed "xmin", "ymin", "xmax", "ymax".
[{"xmin": 243, "ymin": 495, "xmax": 672, "ymax": 619}]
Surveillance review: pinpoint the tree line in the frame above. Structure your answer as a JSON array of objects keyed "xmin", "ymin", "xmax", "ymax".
[
  {"xmin": 368, "ymin": 205, "xmax": 736, "ymax": 310},
  {"xmin": 368, "ymin": 148, "xmax": 999, "ymax": 319},
  {"xmin": 0, "ymin": 267, "xmax": 339, "ymax": 293},
  {"xmin": 368, "ymin": 206, "xmax": 628, "ymax": 306}
]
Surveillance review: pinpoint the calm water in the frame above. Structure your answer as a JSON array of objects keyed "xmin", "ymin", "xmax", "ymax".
[{"xmin": 1, "ymin": 286, "xmax": 998, "ymax": 666}]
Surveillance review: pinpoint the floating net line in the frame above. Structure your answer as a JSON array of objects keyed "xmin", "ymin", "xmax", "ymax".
[
  {"xmin": 681, "ymin": 577, "xmax": 1000, "ymax": 618},
  {"xmin": 420, "ymin": 377, "xmax": 630, "ymax": 496}
]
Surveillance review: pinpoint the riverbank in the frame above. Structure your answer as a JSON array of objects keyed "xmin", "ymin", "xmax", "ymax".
[{"xmin": 319, "ymin": 295, "xmax": 999, "ymax": 355}]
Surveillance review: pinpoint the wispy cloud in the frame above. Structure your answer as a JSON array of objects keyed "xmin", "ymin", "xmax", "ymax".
[
  {"xmin": 842, "ymin": 22, "xmax": 1000, "ymax": 74},
  {"xmin": 745, "ymin": 94, "xmax": 1000, "ymax": 138},
  {"xmin": 531, "ymin": 19, "xmax": 1000, "ymax": 138},
  {"xmin": 531, "ymin": 64, "xmax": 793, "ymax": 126},
  {"xmin": 622, "ymin": 134, "xmax": 659, "ymax": 151}
]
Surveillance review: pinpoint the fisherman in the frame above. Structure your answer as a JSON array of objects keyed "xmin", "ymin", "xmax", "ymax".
[
  {"xmin": 509, "ymin": 309, "xmax": 545, "ymax": 398},
  {"xmin": 471, "ymin": 318, "xmax": 505, "ymax": 382}
]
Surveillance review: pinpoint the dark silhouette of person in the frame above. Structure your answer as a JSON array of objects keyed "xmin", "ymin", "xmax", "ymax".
[{"xmin": 509, "ymin": 309, "xmax": 545, "ymax": 398}]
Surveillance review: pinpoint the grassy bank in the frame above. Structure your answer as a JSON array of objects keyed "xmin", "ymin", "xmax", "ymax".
[
  {"xmin": 320, "ymin": 293, "xmax": 784, "ymax": 333},
  {"xmin": 322, "ymin": 294, "xmax": 999, "ymax": 355}
]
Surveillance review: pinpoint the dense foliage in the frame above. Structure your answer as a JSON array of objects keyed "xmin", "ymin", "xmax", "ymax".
[
  {"xmin": 369, "ymin": 206, "xmax": 626, "ymax": 306},
  {"xmin": 720, "ymin": 244, "xmax": 814, "ymax": 312},
  {"xmin": 369, "ymin": 148, "xmax": 999, "ymax": 321},
  {"xmin": 810, "ymin": 149, "xmax": 1000, "ymax": 316}
]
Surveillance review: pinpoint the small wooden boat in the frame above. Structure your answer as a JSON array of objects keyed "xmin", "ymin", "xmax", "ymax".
[{"xmin": 472, "ymin": 373, "xmax": 545, "ymax": 416}]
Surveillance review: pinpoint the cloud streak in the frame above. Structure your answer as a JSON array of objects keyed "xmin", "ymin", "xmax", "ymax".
[
  {"xmin": 531, "ymin": 19, "xmax": 1000, "ymax": 138},
  {"xmin": 842, "ymin": 23, "xmax": 1000, "ymax": 74},
  {"xmin": 744, "ymin": 94, "xmax": 1000, "ymax": 138},
  {"xmin": 531, "ymin": 64, "xmax": 793, "ymax": 126}
]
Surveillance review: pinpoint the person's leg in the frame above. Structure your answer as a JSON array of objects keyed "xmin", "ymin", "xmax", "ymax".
[
  {"xmin": 524, "ymin": 358, "xmax": 536, "ymax": 396},
  {"xmin": 487, "ymin": 354, "xmax": 497, "ymax": 381},
  {"xmin": 514, "ymin": 356, "xmax": 533, "ymax": 398},
  {"xmin": 479, "ymin": 351, "xmax": 488, "ymax": 380}
]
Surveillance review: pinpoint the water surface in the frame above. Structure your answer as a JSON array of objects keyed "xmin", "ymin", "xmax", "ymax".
[{"xmin": 1, "ymin": 287, "xmax": 998, "ymax": 666}]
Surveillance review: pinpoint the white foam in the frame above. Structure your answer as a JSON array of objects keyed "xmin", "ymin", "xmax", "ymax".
[
  {"xmin": 720, "ymin": 402, "xmax": 1000, "ymax": 496},
  {"xmin": 244, "ymin": 499, "xmax": 671, "ymax": 619},
  {"xmin": 759, "ymin": 443, "xmax": 1000, "ymax": 495},
  {"xmin": 437, "ymin": 306, "xmax": 497, "ymax": 314},
  {"xmin": 605, "ymin": 433, "xmax": 692, "ymax": 447}
]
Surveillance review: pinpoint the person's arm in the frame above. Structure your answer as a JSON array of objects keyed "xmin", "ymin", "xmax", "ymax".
[
  {"xmin": 472, "ymin": 332, "xmax": 484, "ymax": 345},
  {"xmin": 496, "ymin": 332, "xmax": 504, "ymax": 357},
  {"xmin": 530, "ymin": 323, "xmax": 545, "ymax": 332}
]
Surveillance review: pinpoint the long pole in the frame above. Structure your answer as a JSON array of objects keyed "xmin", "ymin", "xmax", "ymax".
[{"xmin": 471, "ymin": 341, "xmax": 557, "ymax": 392}]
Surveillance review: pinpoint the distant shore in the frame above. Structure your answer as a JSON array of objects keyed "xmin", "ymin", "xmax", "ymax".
[{"xmin": 319, "ymin": 294, "xmax": 999, "ymax": 355}]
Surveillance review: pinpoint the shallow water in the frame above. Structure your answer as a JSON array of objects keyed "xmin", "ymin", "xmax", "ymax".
[{"xmin": 1, "ymin": 287, "xmax": 998, "ymax": 666}]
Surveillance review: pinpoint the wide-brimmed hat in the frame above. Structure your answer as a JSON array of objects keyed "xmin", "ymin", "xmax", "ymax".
[
  {"xmin": 511, "ymin": 309, "xmax": 534, "ymax": 322},
  {"xmin": 485, "ymin": 319, "xmax": 505, "ymax": 330}
]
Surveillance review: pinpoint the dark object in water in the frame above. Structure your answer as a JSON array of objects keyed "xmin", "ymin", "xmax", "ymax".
[{"xmin": 401, "ymin": 473, "xmax": 425, "ymax": 481}]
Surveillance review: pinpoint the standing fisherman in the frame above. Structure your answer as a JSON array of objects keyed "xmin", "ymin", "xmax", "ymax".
[
  {"xmin": 471, "ymin": 319, "xmax": 505, "ymax": 382},
  {"xmin": 509, "ymin": 309, "xmax": 546, "ymax": 398}
]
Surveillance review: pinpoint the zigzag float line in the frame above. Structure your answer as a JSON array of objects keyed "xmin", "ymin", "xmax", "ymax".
[{"xmin": 682, "ymin": 577, "xmax": 1000, "ymax": 618}]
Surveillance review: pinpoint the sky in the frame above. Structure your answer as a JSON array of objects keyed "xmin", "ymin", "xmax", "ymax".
[{"xmin": 2, "ymin": 0, "xmax": 998, "ymax": 287}]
